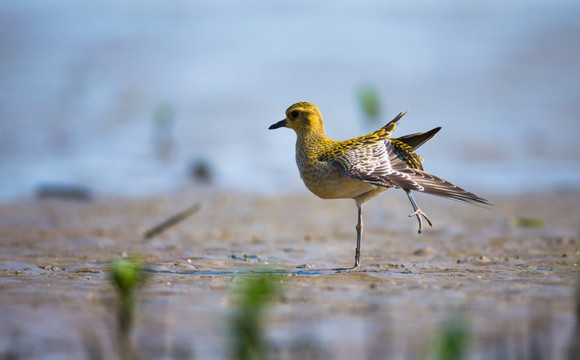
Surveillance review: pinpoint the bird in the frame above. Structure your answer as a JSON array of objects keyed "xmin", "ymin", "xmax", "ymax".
[{"xmin": 269, "ymin": 101, "xmax": 490, "ymax": 271}]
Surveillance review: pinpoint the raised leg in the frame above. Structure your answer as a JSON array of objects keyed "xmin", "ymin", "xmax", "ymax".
[
  {"xmin": 333, "ymin": 204, "xmax": 363, "ymax": 272},
  {"xmin": 405, "ymin": 189, "xmax": 433, "ymax": 234}
]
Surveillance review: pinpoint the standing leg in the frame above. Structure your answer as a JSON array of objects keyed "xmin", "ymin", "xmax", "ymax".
[
  {"xmin": 333, "ymin": 203, "xmax": 363, "ymax": 271},
  {"xmin": 405, "ymin": 189, "xmax": 432, "ymax": 234},
  {"xmin": 353, "ymin": 203, "xmax": 363, "ymax": 269}
]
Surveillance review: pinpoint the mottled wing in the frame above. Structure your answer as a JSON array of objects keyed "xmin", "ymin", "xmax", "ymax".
[
  {"xmin": 322, "ymin": 140, "xmax": 490, "ymax": 206},
  {"xmin": 391, "ymin": 139, "xmax": 424, "ymax": 170},
  {"xmin": 319, "ymin": 140, "xmax": 415, "ymax": 190}
]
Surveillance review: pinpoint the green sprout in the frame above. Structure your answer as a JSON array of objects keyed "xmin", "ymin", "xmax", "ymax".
[
  {"xmin": 109, "ymin": 256, "xmax": 147, "ymax": 360},
  {"xmin": 427, "ymin": 315, "xmax": 470, "ymax": 360},
  {"xmin": 512, "ymin": 217, "xmax": 544, "ymax": 229},
  {"xmin": 154, "ymin": 102, "xmax": 175, "ymax": 128},
  {"xmin": 357, "ymin": 86, "xmax": 382, "ymax": 122},
  {"xmin": 229, "ymin": 272, "xmax": 281, "ymax": 360}
]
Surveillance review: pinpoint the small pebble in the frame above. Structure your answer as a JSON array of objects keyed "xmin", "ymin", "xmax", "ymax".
[
  {"xmin": 413, "ymin": 247, "xmax": 437, "ymax": 256},
  {"xmin": 230, "ymin": 254, "xmax": 262, "ymax": 263},
  {"xmin": 297, "ymin": 264, "xmax": 315, "ymax": 269},
  {"xmin": 188, "ymin": 158, "xmax": 213, "ymax": 183},
  {"xmin": 41, "ymin": 264, "xmax": 62, "ymax": 271}
]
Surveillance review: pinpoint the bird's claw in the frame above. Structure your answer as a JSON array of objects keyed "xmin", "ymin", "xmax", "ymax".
[
  {"xmin": 332, "ymin": 265, "xmax": 360, "ymax": 272},
  {"xmin": 408, "ymin": 209, "xmax": 433, "ymax": 234}
]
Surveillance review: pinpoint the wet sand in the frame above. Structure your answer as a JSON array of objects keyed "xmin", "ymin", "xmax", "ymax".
[{"xmin": 0, "ymin": 186, "xmax": 578, "ymax": 359}]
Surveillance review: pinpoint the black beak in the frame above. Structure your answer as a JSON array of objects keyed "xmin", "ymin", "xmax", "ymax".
[{"xmin": 268, "ymin": 119, "xmax": 287, "ymax": 130}]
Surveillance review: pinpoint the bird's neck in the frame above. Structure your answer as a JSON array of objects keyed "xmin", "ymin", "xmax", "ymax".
[{"xmin": 295, "ymin": 128, "xmax": 333, "ymax": 160}]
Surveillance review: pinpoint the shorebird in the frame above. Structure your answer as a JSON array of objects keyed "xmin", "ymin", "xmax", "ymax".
[{"xmin": 269, "ymin": 102, "xmax": 489, "ymax": 271}]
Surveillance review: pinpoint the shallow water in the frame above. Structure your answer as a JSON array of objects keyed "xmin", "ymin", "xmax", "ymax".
[{"xmin": 1, "ymin": 1, "xmax": 580, "ymax": 202}]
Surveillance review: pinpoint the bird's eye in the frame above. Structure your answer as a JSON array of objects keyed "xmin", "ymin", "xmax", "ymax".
[{"xmin": 290, "ymin": 110, "xmax": 300, "ymax": 119}]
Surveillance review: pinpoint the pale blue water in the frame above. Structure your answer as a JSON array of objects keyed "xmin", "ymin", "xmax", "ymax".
[{"xmin": 1, "ymin": 0, "xmax": 579, "ymax": 201}]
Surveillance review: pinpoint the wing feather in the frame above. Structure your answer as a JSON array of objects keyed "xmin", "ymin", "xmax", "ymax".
[{"xmin": 324, "ymin": 140, "xmax": 490, "ymax": 206}]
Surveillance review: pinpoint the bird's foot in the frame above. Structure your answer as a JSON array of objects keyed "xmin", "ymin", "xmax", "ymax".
[
  {"xmin": 408, "ymin": 209, "xmax": 433, "ymax": 234},
  {"xmin": 332, "ymin": 263, "xmax": 361, "ymax": 272}
]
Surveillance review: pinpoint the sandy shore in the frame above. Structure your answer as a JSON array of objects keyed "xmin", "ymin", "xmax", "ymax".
[{"xmin": 0, "ymin": 186, "xmax": 578, "ymax": 359}]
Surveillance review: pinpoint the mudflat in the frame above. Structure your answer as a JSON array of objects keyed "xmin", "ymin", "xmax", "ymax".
[{"xmin": 0, "ymin": 187, "xmax": 578, "ymax": 359}]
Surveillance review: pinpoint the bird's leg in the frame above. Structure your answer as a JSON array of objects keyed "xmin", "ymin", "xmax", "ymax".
[
  {"xmin": 354, "ymin": 204, "xmax": 362, "ymax": 268},
  {"xmin": 405, "ymin": 190, "xmax": 433, "ymax": 234},
  {"xmin": 333, "ymin": 204, "xmax": 363, "ymax": 272}
]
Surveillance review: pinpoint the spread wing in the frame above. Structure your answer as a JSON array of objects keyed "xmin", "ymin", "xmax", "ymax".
[{"xmin": 320, "ymin": 139, "xmax": 489, "ymax": 206}]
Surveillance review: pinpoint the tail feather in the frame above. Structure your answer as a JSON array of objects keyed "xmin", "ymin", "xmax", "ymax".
[
  {"xmin": 380, "ymin": 111, "xmax": 407, "ymax": 133},
  {"xmin": 386, "ymin": 111, "xmax": 408, "ymax": 126},
  {"xmin": 395, "ymin": 127, "xmax": 441, "ymax": 150}
]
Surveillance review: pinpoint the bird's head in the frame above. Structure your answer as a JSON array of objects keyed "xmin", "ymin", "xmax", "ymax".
[{"xmin": 269, "ymin": 102, "xmax": 325, "ymax": 136}]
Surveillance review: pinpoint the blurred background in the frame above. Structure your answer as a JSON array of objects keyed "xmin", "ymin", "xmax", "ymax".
[{"xmin": 1, "ymin": 0, "xmax": 579, "ymax": 202}]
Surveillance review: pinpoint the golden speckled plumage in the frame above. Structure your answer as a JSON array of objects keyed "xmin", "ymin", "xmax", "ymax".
[{"xmin": 269, "ymin": 101, "xmax": 489, "ymax": 271}]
